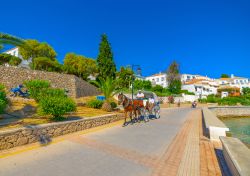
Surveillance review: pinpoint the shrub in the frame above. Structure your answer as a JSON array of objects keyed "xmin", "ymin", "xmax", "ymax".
[
  {"xmin": 180, "ymin": 90, "xmax": 195, "ymax": 95},
  {"xmin": 24, "ymin": 80, "xmax": 50, "ymax": 101},
  {"xmin": 86, "ymin": 99, "xmax": 103, "ymax": 109},
  {"xmin": 110, "ymin": 101, "xmax": 117, "ymax": 109},
  {"xmin": 206, "ymin": 94, "xmax": 220, "ymax": 103},
  {"xmin": 240, "ymin": 98, "xmax": 250, "ymax": 106},
  {"xmin": 37, "ymin": 88, "xmax": 66, "ymax": 101},
  {"xmin": 0, "ymin": 84, "xmax": 7, "ymax": 113},
  {"xmin": 218, "ymin": 97, "xmax": 239, "ymax": 106},
  {"xmin": 242, "ymin": 87, "xmax": 250, "ymax": 95},
  {"xmin": 0, "ymin": 99, "xmax": 7, "ymax": 113},
  {"xmin": 8, "ymin": 57, "xmax": 22, "ymax": 66},
  {"xmin": 0, "ymin": 84, "xmax": 5, "ymax": 91},
  {"xmin": 0, "ymin": 53, "xmax": 11, "ymax": 64},
  {"xmin": 152, "ymin": 85, "xmax": 164, "ymax": 93},
  {"xmin": 155, "ymin": 91, "xmax": 171, "ymax": 97},
  {"xmin": 39, "ymin": 96, "xmax": 76, "ymax": 120},
  {"xmin": 0, "ymin": 53, "xmax": 22, "ymax": 66},
  {"xmin": 198, "ymin": 98, "xmax": 207, "ymax": 103}
]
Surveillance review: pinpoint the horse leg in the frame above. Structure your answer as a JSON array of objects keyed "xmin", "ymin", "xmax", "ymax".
[
  {"xmin": 123, "ymin": 111, "xmax": 127, "ymax": 126},
  {"xmin": 130, "ymin": 111, "xmax": 134, "ymax": 124},
  {"xmin": 134, "ymin": 109, "xmax": 139, "ymax": 122}
]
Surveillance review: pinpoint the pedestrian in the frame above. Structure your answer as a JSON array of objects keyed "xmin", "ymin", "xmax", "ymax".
[{"xmin": 177, "ymin": 100, "xmax": 181, "ymax": 107}]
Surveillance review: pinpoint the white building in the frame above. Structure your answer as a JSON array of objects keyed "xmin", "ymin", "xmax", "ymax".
[
  {"xmin": 3, "ymin": 47, "xmax": 31, "ymax": 68},
  {"xmin": 146, "ymin": 73, "xmax": 211, "ymax": 88},
  {"xmin": 182, "ymin": 79, "xmax": 219, "ymax": 97},
  {"xmin": 215, "ymin": 74, "xmax": 250, "ymax": 92},
  {"xmin": 181, "ymin": 74, "xmax": 211, "ymax": 83},
  {"xmin": 146, "ymin": 72, "xmax": 168, "ymax": 87}
]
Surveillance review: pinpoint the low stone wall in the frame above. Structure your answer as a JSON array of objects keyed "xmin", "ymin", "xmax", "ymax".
[
  {"xmin": 202, "ymin": 108, "xmax": 229, "ymax": 141},
  {"xmin": 220, "ymin": 136, "xmax": 250, "ymax": 176},
  {"xmin": 0, "ymin": 66, "xmax": 100, "ymax": 98},
  {"xmin": 0, "ymin": 114, "xmax": 124, "ymax": 151},
  {"xmin": 209, "ymin": 106, "xmax": 250, "ymax": 117}
]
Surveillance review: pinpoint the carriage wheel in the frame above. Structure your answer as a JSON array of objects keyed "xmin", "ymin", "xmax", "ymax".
[
  {"xmin": 144, "ymin": 109, "xmax": 150, "ymax": 122},
  {"xmin": 155, "ymin": 109, "xmax": 160, "ymax": 119}
]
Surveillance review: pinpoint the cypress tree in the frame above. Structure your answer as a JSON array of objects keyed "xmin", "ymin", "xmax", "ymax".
[
  {"xmin": 97, "ymin": 34, "xmax": 116, "ymax": 80},
  {"xmin": 166, "ymin": 61, "xmax": 182, "ymax": 94}
]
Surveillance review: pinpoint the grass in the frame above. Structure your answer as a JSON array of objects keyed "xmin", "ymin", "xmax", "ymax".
[
  {"xmin": 73, "ymin": 106, "xmax": 113, "ymax": 117},
  {"xmin": 0, "ymin": 96, "xmax": 121, "ymax": 130}
]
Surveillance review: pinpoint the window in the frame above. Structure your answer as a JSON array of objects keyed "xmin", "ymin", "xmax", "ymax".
[
  {"xmin": 161, "ymin": 77, "xmax": 164, "ymax": 81},
  {"xmin": 156, "ymin": 78, "xmax": 159, "ymax": 82}
]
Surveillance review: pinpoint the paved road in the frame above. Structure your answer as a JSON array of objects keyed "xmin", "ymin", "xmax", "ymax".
[{"xmin": 0, "ymin": 108, "xmax": 193, "ymax": 176}]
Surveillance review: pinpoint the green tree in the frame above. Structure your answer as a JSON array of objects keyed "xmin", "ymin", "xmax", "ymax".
[
  {"xmin": 19, "ymin": 39, "xmax": 57, "ymax": 60},
  {"xmin": 152, "ymin": 85, "xmax": 164, "ymax": 93},
  {"xmin": 0, "ymin": 53, "xmax": 22, "ymax": 66},
  {"xmin": 166, "ymin": 61, "xmax": 181, "ymax": 94},
  {"xmin": 31, "ymin": 57, "xmax": 62, "ymax": 72},
  {"xmin": 63, "ymin": 53, "xmax": 98, "ymax": 80},
  {"xmin": 221, "ymin": 74, "xmax": 229, "ymax": 78},
  {"xmin": 97, "ymin": 77, "xmax": 117, "ymax": 112},
  {"xmin": 0, "ymin": 33, "xmax": 25, "ymax": 50},
  {"xmin": 133, "ymin": 80, "xmax": 152, "ymax": 90},
  {"xmin": 97, "ymin": 34, "xmax": 116, "ymax": 80},
  {"xmin": 116, "ymin": 66, "xmax": 134, "ymax": 89}
]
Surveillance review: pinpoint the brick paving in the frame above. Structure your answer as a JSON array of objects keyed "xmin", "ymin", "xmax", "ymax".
[
  {"xmin": 71, "ymin": 109, "xmax": 224, "ymax": 176},
  {"xmin": 0, "ymin": 108, "xmax": 227, "ymax": 176}
]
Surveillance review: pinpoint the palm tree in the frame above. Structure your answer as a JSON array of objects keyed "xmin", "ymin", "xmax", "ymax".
[
  {"xmin": 97, "ymin": 77, "xmax": 117, "ymax": 112},
  {"xmin": 0, "ymin": 32, "xmax": 26, "ymax": 50}
]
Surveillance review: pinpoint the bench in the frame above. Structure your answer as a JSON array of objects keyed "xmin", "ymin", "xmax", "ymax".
[{"xmin": 202, "ymin": 107, "xmax": 229, "ymax": 141}]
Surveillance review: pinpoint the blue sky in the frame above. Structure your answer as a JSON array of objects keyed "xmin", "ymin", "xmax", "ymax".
[{"xmin": 1, "ymin": 0, "xmax": 250, "ymax": 78}]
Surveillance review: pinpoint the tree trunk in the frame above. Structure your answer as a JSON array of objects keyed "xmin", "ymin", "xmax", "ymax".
[{"xmin": 102, "ymin": 101, "xmax": 112, "ymax": 112}]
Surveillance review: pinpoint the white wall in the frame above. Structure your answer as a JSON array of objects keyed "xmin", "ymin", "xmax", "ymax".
[
  {"xmin": 182, "ymin": 84, "xmax": 217, "ymax": 96},
  {"xmin": 146, "ymin": 73, "xmax": 168, "ymax": 87}
]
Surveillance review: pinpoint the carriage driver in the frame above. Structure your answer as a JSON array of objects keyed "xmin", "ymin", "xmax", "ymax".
[{"xmin": 136, "ymin": 90, "xmax": 144, "ymax": 100}]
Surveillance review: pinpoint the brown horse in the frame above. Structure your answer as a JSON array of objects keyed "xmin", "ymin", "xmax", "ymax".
[{"xmin": 118, "ymin": 93, "xmax": 144, "ymax": 126}]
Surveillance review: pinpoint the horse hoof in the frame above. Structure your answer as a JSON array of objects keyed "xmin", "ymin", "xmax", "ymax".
[{"xmin": 123, "ymin": 122, "xmax": 128, "ymax": 127}]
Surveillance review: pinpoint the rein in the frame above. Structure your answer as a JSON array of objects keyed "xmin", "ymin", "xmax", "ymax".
[{"xmin": 122, "ymin": 95, "xmax": 131, "ymax": 109}]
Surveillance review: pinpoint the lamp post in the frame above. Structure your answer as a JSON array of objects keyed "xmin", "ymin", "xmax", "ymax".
[{"xmin": 130, "ymin": 65, "xmax": 141, "ymax": 104}]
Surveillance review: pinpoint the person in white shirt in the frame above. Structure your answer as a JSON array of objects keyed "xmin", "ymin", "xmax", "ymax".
[
  {"xmin": 149, "ymin": 96, "xmax": 155, "ymax": 104},
  {"xmin": 136, "ymin": 90, "xmax": 144, "ymax": 100}
]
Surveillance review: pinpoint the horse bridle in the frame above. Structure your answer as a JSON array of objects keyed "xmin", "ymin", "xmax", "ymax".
[{"xmin": 120, "ymin": 94, "xmax": 131, "ymax": 109}]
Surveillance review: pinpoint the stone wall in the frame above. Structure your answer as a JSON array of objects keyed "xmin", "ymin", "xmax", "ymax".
[
  {"xmin": 0, "ymin": 66, "xmax": 100, "ymax": 98},
  {"xmin": 209, "ymin": 106, "xmax": 250, "ymax": 117},
  {"xmin": 0, "ymin": 114, "xmax": 124, "ymax": 151}
]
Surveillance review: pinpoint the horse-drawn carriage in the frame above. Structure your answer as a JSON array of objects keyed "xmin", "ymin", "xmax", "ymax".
[{"xmin": 118, "ymin": 91, "xmax": 160, "ymax": 125}]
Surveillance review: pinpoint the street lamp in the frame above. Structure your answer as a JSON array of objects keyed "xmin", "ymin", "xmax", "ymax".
[{"xmin": 130, "ymin": 65, "xmax": 141, "ymax": 104}]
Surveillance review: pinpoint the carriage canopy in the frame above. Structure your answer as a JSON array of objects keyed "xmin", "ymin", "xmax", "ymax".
[{"xmin": 135, "ymin": 91, "xmax": 159, "ymax": 102}]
